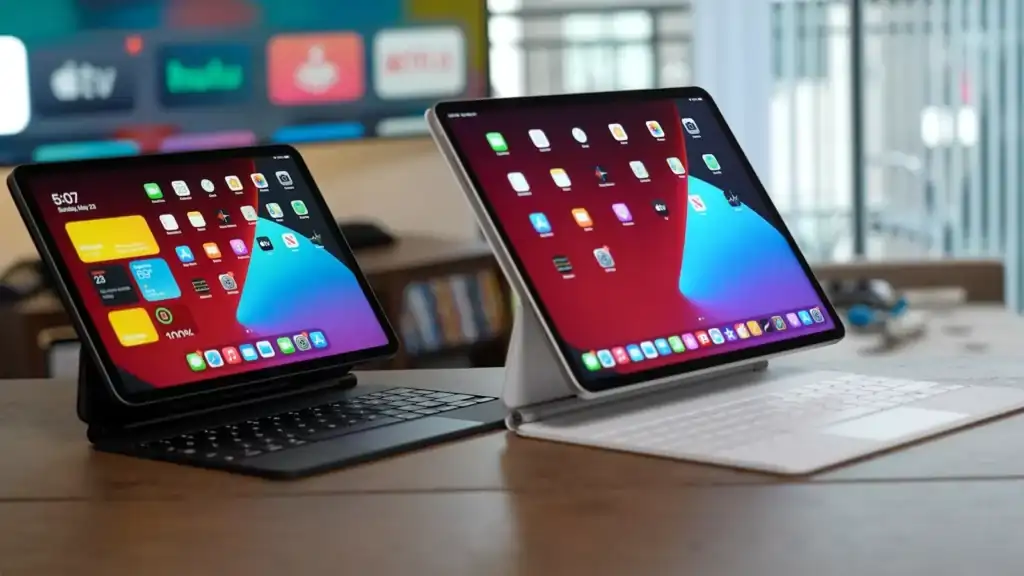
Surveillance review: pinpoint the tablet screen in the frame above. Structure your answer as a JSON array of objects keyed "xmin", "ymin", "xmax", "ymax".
[
  {"xmin": 437, "ymin": 90, "xmax": 842, "ymax": 392},
  {"xmin": 13, "ymin": 147, "xmax": 395, "ymax": 403}
]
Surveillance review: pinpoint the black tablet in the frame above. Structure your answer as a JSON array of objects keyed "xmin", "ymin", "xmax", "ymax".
[
  {"xmin": 8, "ymin": 145, "xmax": 398, "ymax": 405},
  {"xmin": 428, "ymin": 87, "xmax": 844, "ymax": 395}
]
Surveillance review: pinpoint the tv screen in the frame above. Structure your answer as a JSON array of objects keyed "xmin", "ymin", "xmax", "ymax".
[{"xmin": 0, "ymin": 0, "xmax": 488, "ymax": 164}]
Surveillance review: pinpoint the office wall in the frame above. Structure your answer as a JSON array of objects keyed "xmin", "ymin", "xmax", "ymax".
[{"xmin": 0, "ymin": 138, "xmax": 480, "ymax": 271}]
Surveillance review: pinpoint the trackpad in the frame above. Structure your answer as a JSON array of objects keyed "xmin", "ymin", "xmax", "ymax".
[{"xmin": 824, "ymin": 407, "xmax": 966, "ymax": 441}]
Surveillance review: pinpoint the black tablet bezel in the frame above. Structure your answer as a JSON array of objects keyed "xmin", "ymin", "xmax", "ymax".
[
  {"xmin": 433, "ymin": 87, "xmax": 845, "ymax": 394},
  {"xmin": 8, "ymin": 144, "xmax": 400, "ymax": 405}
]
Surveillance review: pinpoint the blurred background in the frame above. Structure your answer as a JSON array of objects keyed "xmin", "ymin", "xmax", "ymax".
[{"xmin": 0, "ymin": 0, "xmax": 1016, "ymax": 378}]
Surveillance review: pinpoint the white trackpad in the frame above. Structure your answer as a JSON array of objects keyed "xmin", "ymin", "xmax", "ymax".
[{"xmin": 824, "ymin": 407, "xmax": 967, "ymax": 441}]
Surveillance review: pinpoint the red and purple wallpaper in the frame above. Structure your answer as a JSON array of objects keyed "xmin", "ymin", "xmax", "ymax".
[
  {"xmin": 444, "ymin": 97, "xmax": 836, "ymax": 384},
  {"xmin": 25, "ymin": 154, "xmax": 390, "ymax": 393}
]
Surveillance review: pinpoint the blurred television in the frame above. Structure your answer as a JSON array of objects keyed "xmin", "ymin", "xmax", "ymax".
[{"xmin": 0, "ymin": 0, "xmax": 489, "ymax": 164}]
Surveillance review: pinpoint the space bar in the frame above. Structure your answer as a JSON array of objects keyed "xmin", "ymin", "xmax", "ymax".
[{"xmin": 305, "ymin": 417, "xmax": 402, "ymax": 442}]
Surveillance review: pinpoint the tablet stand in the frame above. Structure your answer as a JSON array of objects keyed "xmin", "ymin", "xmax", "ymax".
[
  {"xmin": 503, "ymin": 301, "xmax": 769, "ymax": 428},
  {"xmin": 76, "ymin": 353, "xmax": 357, "ymax": 443}
]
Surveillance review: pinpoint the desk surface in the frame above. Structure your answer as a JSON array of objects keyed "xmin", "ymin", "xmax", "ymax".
[{"xmin": 3, "ymin": 306, "xmax": 1024, "ymax": 575}]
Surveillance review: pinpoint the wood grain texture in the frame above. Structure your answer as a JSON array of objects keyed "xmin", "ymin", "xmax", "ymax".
[
  {"xmin": 3, "ymin": 483, "xmax": 1024, "ymax": 576},
  {"xmin": 1, "ymin": 305, "xmax": 1023, "ymax": 574}
]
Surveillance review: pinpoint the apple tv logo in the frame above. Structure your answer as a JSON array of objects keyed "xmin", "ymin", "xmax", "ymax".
[{"xmin": 31, "ymin": 50, "xmax": 134, "ymax": 116}]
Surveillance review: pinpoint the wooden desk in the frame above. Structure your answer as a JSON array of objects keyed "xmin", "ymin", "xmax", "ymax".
[{"xmin": 3, "ymin": 305, "xmax": 1024, "ymax": 574}]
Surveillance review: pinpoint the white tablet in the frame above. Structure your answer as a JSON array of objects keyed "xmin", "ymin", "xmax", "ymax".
[{"xmin": 428, "ymin": 87, "xmax": 844, "ymax": 396}]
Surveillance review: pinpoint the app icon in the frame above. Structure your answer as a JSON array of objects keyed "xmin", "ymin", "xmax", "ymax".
[
  {"xmin": 266, "ymin": 203, "xmax": 284, "ymax": 218},
  {"xmin": 186, "ymin": 352, "xmax": 206, "ymax": 371},
  {"xmin": 215, "ymin": 209, "xmax": 231, "ymax": 225},
  {"xmin": 486, "ymin": 132, "xmax": 508, "ymax": 153},
  {"xmin": 229, "ymin": 239, "xmax": 248, "ymax": 256},
  {"xmin": 276, "ymin": 171, "xmax": 293, "ymax": 186},
  {"xmin": 0, "ymin": 36, "xmax": 29, "ymax": 135},
  {"xmin": 267, "ymin": 33, "xmax": 365, "ymax": 104},
  {"xmin": 654, "ymin": 338, "xmax": 672, "ymax": 356},
  {"xmin": 709, "ymin": 328, "xmax": 725, "ymax": 345},
  {"xmin": 749, "ymin": 317, "xmax": 765, "ymax": 336},
  {"xmin": 175, "ymin": 245, "xmax": 195, "ymax": 263},
  {"xmin": 682, "ymin": 333, "xmax": 699, "ymax": 350},
  {"xmin": 172, "ymin": 180, "xmax": 190, "ymax": 197},
  {"xmin": 668, "ymin": 335, "xmax": 686, "ymax": 353},
  {"xmin": 760, "ymin": 318, "xmax": 774, "ymax": 334},
  {"xmin": 646, "ymin": 120, "xmax": 664, "ymax": 138},
  {"xmin": 201, "ymin": 179, "xmax": 215, "ymax": 193},
  {"xmin": 251, "ymin": 173, "xmax": 268, "ymax": 189},
  {"xmin": 281, "ymin": 233, "xmax": 300, "ymax": 248},
  {"xmin": 582, "ymin": 352, "xmax": 601, "ymax": 371},
  {"xmin": 593, "ymin": 246, "xmax": 615, "ymax": 269},
  {"xmin": 688, "ymin": 195, "xmax": 707, "ymax": 212},
  {"xmin": 724, "ymin": 190, "xmax": 742, "ymax": 207},
  {"xmin": 218, "ymin": 272, "xmax": 237, "ymax": 291},
  {"xmin": 508, "ymin": 172, "xmax": 530, "ymax": 194},
  {"xmin": 529, "ymin": 129, "xmax": 550, "ymax": 149},
  {"xmin": 594, "ymin": 165, "xmax": 610, "ymax": 184},
  {"xmin": 204, "ymin": 349, "xmax": 225, "ymax": 368},
  {"xmin": 129, "ymin": 258, "xmax": 182, "ymax": 302},
  {"xmin": 629, "ymin": 160, "xmax": 649, "ymax": 180},
  {"xmin": 309, "ymin": 230, "xmax": 324, "ymax": 246},
  {"xmin": 702, "ymin": 154, "xmax": 721, "ymax": 171},
  {"xmin": 640, "ymin": 341, "xmax": 659, "ymax": 359},
  {"xmin": 256, "ymin": 340, "xmax": 275, "ymax": 358},
  {"xmin": 32, "ymin": 50, "xmax": 135, "ymax": 117},
  {"xmin": 239, "ymin": 344, "xmax": 258, "ymax": 361},
  {"xmin": 667, "ymin": 157, "xmax": 686, "ymax": 175},
  {"xmin": 696, "ymin": 331, "xmax": 712, "ymax": 347},
  {"xmin": 291, "ymin": 200, "xmax": 308, "ymax": 215},
  {"xmin": 572, "ymin": 127, "xmax": 588, "ymax": 144},
  {"xmin": 372, "ymin": 27, "xmax": 465, "ymax": 100},
  {"xmin": 144, "ymin": 182, "xmax": 163, "ymax": 200},
  {"xmin": 718, "ymin": 327, "xmax": 735, "ymax": 341},
  {"xmin": 652, "ymin": 200, "xmax": 670, "ymax": 218},
  {"xmin": 222, "ymin": 346, "xmax": 242, "ymax": 365},
  {"xmin": 786, "ymin": 313, "xmax": 801, "ymax": 328},
  {"xmin": 798, "ymin": 310, "xmax": 814, "ymax": 325},
  {"xmin": 810, "ymin": 307, "xmax": 825, "ymax": 323},
  {"xmin": 309, "ymin": 331, "xmax": 328, "ymax": 348},
  {"xmin": 277, "ymin": 336, "xmax": 296, "ymax": 354},
  {"xmin": 550, "ymin": 168, "xmax": 571, "ymax": 188},
  {"xmin": 612, "ymin": 347, "xmax": 630, "ymax": 365},
  {"xmin": 240, "ymin": 205, "xmax": 258, "ymax": 221},
  {"xmin": 202, "ymin": 242, "xmax": 222, "ymax": 259},
  {"xmin": 552, "ymin": 255, "xmax": 573, "ymax": 274},
  {"xmin": 159, "ymin": 44, "xmax": 251, "ymax": 107},
  {"xmin": 772, "ymin": 316, "xmax": 787, "ymax": 331},
  {"xmin": 256, "ymin": 236, "xmax": 274, "ymax": 251},
  {"xmin": 608, "ymin": 123, "xmax": 628, "ymax": 141},
  {"xmin": 626, "ymin": 344, "xmax": 644, "ymax": 362},
  {"xmin": 529, "ymin": 213, "xmax": 552, "ymax": 235},
  {"xmin": 735, "ymin": 324, "xmax": 751, "ymax": 339},
  {"xmin": 187, "ymin": 211, "xmax": 206, "ymax": 228},
  {"xmin": 225, "ymin": 175, "xmax": 243, "ymax": 191},
  {"xmin": 191, "ymin": 278, "xmax": 210, "ymax": 294},
  {"xmin": 572, "ymin": 208, "xmax": 593, "ymax": 228},
  {"xmin": 682, "ymin": 118, "xmax": 700, "ymax": 135},
  {"xmin": 159, "ymin": 214, "xmax": 179, "ymax": 231},
  {"xmin": 612, "ymin": 203, "xmax": 633, "ymax": 223},
  {"xmin": 294, "ymin": 333, "xmax": 312, "ymax": 352}
]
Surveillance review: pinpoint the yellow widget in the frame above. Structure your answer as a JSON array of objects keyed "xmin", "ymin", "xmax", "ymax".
[
  {"xmin": 65, "ymin": 215, "xmax": 159, "ymax": 263},
  {"xmin": 108, "ymin": 308, "xmax": 159, "ymax": 347}
]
